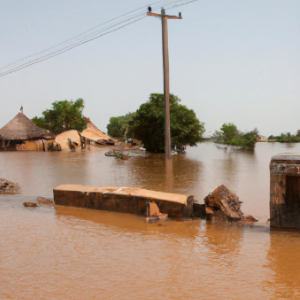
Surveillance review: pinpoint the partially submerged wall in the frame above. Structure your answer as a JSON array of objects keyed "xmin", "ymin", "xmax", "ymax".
[
  {"xmin": 0, "ymin": 139, "xmax": 50, "ymax": 151},
  {"xmin": 53, "ymin": 185, "xmax": 193, "ymax": 218},
  {"xmin": 270, "ymin": 154, "xmax": 300, "ymax": 229}
]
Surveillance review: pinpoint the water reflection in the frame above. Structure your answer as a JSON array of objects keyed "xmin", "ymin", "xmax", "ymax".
[
  {"xmin": 204, "ymin": 221, "xmax": 243, "ymax": 257},
  {"xmin": 165, "ymin": 158, "xmax": 173, "ymax": 192},
  {"xmin": 127, "ymin": 154, "xmax": 203, "ymax": 196},
  {"xmin": 265, "ymin": 230, "xmax": 300, "ymax": 299},
  {"xmin": 54, "ymin": 205, "xmax": 201, "ymax": 239}
]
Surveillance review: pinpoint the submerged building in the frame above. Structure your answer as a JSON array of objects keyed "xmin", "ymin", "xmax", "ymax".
[
  {"xmin": 270, "ymin": 154, "xmax": 300, "ymax": 229},
  {"xmin": 81, "ymin": 121, "xmax": 116, "ymax": 145},
  {"xmin": 0, "ymin": 112, "xmax": 53, "ymax": 151}
]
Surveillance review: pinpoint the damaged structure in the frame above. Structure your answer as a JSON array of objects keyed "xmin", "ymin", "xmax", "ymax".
[
  {"xmin": 270, "ymin": 154, "xmax": 300, "ymax": 229},
  {"xmin": 81, "ymin": 122, "xmax": 116, "ymax": 145},
  {"xmin": 204, "ymin": 185, "xmax": 244, "ymax": 221},
  {"xmin": 0, "ymin": 178, "xmax": 19, "ymax": 194},
  {"xmin": 53, "ymin": 184, "xmax": 194, "ymax": 218},
  {"xmin": 52, "ymin": 184, "xmax": 251, "ymax": 222},
  {"xmin": 54, "ymin": 130, "xmax": 86, "ymax": 151},
  {"xmin": 0, "ymin": 112, "xmax": 53, "ymax": 151}
]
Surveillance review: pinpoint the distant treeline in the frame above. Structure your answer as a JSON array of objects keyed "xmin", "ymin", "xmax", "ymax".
[{"xmin": 269, "ymin": 131, "xmax": 300, "ymax": 143}]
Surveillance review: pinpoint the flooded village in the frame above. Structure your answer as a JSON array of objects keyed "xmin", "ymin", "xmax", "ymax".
[
  {"xmin": 1, "ymin": 0, "xmax": 300, "ymax": 299},
  {"xmin": 0, "ymin": 109, "xmax": 277, "ymax": 225},
  {"xmin": 2, "ymin": 107, "xmax": 300, "ymax": 299}
]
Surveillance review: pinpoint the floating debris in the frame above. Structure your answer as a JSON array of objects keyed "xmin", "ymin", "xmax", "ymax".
[
  {"xmin": 37, "ymin": 197, "xmax": 54, "ymax": 204},
  {"xmin": 204, "ymin": 185, "xmax": 244, "ymax": 221},
  {"xmin": 0, "ymin": 178, "xmax": 19, "ymax": 194},
  {"xmin": 23, "ymin": 202, "xmax": 38, "ymax": 207}
]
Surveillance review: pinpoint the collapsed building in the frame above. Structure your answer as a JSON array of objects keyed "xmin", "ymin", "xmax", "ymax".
[
  {"xmin": 54, "ymin": 130, "xmax": 84, "ymax": 151},
  {"xmin": 81, "ymin": 122, "xmax": 116, "ymax": 145},
  {"xmin": 0, "ymin": 112, "xmax": 53, "ymax": 151}
]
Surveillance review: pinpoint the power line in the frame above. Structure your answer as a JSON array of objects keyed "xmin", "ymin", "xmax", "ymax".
[
  {"xmin": 0, "ymin": 0, "xmax": 182, "ymax": 72},
  {"xmin": 0, "ymin": 17, "xmax": 146, "ymax": 78},
  {"xmin": 0, "ymin": 2, "xmax": 160, "ymax": 72},
  {"xmin": 0, "ymin": 0, "xmax": 198, "ymax": 78},
  {"xmin": 0, "ymin": 0, "xmax": 191, "ymax": 77}
]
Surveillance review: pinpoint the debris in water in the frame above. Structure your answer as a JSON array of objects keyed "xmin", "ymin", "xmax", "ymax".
[
  {"xmin": 37, "ymin": 197, "xmax": 54, "ymax": 204},
  {"xmin": 146, "ymin": 201, "xmax": 168, "ymax": 223},
  {"xmin": 0, "ymin": 178, "xmax": 19, "ymax": 194},
  {"xmin": 23, "ymin": 202, "xmax": 38, "ymax": 207},
  {"xmin": 245, "ymin": 215, "xmax": 258, "ymax": 222},
  {"xmin": 204, "ymin": 185, "xmax": 246, "ymax": 221}
]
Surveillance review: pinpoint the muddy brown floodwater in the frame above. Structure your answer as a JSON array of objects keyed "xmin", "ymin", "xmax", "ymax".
[{"xmin": 1, "ymin": 142, "xmax": 300, "ymax": 299}]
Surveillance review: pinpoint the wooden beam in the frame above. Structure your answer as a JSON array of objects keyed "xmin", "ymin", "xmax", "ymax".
[
  {"xmin": 165, "ymin": 15, "xmax": 182, "ymax": 20},
  {"xmin": 147, "ymin": 12, "xmax": 162, "ymax": 18}
]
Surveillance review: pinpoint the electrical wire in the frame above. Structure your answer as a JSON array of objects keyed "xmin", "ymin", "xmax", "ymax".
[
  {"xmin": 0, "ymin": 0, "xmax": 182, "ymax": 72},
  {"xmin": 0, "ymin": 0, "xmax": 198, "ymax": 78},
  {"xmin": 0, "ymin": 0, "xmax": 186, "ymax": 73},
  {"xmin": 0, "ymin": 0, "xmax": 192, "ymax": 77},
  {"xmin": 0, "ymin": 17, "xmax": 146, "ymax": 78},
  {"xmin": 0, "ymin": 1, "xmax": 162, "ymax": 72}
]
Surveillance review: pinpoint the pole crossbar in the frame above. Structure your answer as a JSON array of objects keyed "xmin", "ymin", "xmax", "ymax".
[{"xmin": 146, "ymin": 12, "xmax": 182, "ymax": 19}]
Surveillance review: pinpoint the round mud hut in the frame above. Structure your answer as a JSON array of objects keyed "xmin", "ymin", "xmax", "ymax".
[{"xmin": 0, "ymin": 112, "xmax": 53, "ymax": 151}]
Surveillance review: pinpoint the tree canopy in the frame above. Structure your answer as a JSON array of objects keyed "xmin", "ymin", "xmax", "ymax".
[
  {"xmin": 32, "ymin": 99, "xmax": 88, "ymax": 134},
  {"xmin": 214, "ymin": 123, "xmax": 257, "ymax": 148},
  {"xmin": 107, "ymin": 112, "xmax": 135, "ymax": 138},
  {"xmin": 129, "ymin": 93, "xmax": 204, "ymax": 152}
]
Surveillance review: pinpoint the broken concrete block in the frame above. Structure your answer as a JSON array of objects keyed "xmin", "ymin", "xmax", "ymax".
[
  {"xmin": 204, "ymin": 185, "xmax": 244, "ymax": 221},
  {"xmin": 146, "ymin": 201, "xmax": 168, "ymax": 222}
]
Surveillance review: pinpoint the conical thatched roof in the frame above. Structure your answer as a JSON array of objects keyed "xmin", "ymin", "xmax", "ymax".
[{"xmin": 0, "ymin": 113, "xmax": 52, "ymax": 140}]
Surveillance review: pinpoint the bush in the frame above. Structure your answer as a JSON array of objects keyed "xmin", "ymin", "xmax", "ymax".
[
  {"xmin": 214, "ymin": 124, "xmax": 257, "ymax": 148},
  {"xmin": 277, "ymin": 133, "xmax": 300, "ymax": 143}
]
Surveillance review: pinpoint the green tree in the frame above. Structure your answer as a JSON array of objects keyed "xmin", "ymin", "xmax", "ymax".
[
  {"xmin": 214, "ymin": 123, "xmax": 257, "ymax": 147},
  {"xmin": 31, "ymin": 116, "xmax": 47, "ymax": 129},
  {"xmin": 107, "ymin": 112, "xmax": 136, "ymax": 137},
  {"xmin": 32, "ymin": 99, "xmax": 88, "ymax": 134},
  {"xmin": 214, "ymin": 123, "xmax": 238, "ymax": 143},
  {"xmin": 129, "ymin": 93, "xmax": 204, "ymax": 152}
]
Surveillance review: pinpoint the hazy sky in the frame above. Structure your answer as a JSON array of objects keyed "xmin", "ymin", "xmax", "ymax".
[{"xmin": 0, "ymin": 0, "xmax": 299, "ymax": 137}]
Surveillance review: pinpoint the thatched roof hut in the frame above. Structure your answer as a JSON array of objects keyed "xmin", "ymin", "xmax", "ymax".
[{"xmin": 0, "ymin": 113, "xmax": 52, "ymax": 141}]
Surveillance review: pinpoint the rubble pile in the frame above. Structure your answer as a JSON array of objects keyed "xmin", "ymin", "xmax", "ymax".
[
  {"xmin": 0, "ymin": 178, "xmax": 19, "ymax": 194},
  {"xmin": 204, "ymin": 185, "xmax": 244, "ymax": 221}
]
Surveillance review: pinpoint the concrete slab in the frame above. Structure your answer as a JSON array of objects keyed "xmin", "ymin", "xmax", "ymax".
[{"xmin": 53, "ymin": 184, "xmax": 193, "ymax": 218}]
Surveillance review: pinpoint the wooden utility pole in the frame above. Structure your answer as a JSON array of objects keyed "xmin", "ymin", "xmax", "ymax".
[{"xmin": 147, "ymin": 8, "xmax": 182, "ymax": 159}]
